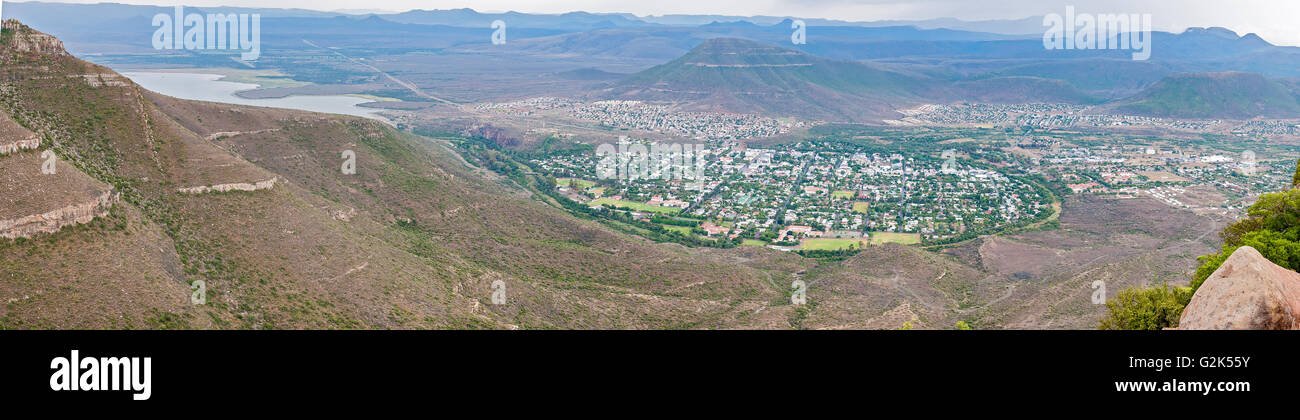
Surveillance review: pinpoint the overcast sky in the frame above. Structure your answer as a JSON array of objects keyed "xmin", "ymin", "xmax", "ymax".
[{"xmin": 20, "ymin": 0, "xmax": 1300, "ymax": 46}]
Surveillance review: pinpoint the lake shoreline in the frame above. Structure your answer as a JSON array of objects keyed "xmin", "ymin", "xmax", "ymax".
[{"xmin": 121, "ymin": 71, "xmax": 392, "ymax": 124}]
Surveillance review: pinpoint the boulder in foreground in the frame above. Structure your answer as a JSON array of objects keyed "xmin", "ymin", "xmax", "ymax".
[{"xmin": 1179, "ymin": 246, "xmax": 1300, "ymax": 329}]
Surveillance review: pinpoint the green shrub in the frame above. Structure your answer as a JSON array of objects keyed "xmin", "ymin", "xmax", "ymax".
[{"xmin": 1098, "ymin": 285, "xmax": 1194, "ymax": 330}]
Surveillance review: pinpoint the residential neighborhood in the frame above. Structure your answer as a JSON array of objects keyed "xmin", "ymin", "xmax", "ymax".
[{"xmin": 533, "ymin": 138, "xmax": 1052, "ymax": 249}]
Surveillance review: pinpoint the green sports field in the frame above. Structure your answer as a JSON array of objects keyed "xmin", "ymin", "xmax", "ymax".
[
  {"xmin": 800, "ymin": 238, "xmax": 867, "ymax": 251},
  {"xmin": 589, "ymin": 198, "xmax": 682, "ymax": 215},
  {"xmin": 663, "ymin": 225, "xmax": 693, "ymax": 234},
  {"xmin": 869, "ymin": 232, "xmax": 921, "ymax": 245}
]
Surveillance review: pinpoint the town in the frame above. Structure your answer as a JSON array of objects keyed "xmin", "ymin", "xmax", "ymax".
[
  {"xmin": 531, "ymin": 138, "xmax": 1053, "ymax": 252},
  {"xmin": 518, "ymin": 117, "xmax": 1300, "ymax": 254},
  {"xmin": 893, "ymin": 103, "xmax": 1225, "ymax": 132},
  {"xmin": 467, "ymin": 94, "xmax": 1300, "ymax": 255},
  {"xmin": 474, "ymin": 97, "xmax": 804, "ymax": 140}
]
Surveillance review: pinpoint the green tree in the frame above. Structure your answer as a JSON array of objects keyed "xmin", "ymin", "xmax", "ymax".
[{"xmin": 1292, "ymin": 158, "xmax": 1300, "ymax": 188}]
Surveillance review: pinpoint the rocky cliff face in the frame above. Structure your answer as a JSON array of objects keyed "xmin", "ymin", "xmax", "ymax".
[
  {"xmin": 0, "ymin": 190, "xmax": 119, "ymax": 239},
  {"xmin": 1, "ymin": 20, "xmax": 68, "ymax": 57},
  {"xmin": 1179, "ymin": 246, "xmax": 1300, "ymax": 329},
  {"xmin": 0, "ymin": 22, "xmax": 113, "ymax": 239},
  {"xmin": 0, "ymin": 103, "xmax": 40, "ymax": 155}
]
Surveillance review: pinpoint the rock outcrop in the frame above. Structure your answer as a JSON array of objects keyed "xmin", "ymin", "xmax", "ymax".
[
  {"xmin": 0, "ymin": 108, "xmax": 41, "ymax": 155},
  {"xmin": 1, "ymin": 20, "xmax": 68, "ymax": 57},
  {"xmin": 0, "ymin": 74, "xmax": 116, "ymax": 239},
  {"xmin": 0, "ymin": 190, "xmax": 119, "ymax": 239},
  {"xmin": 0, "ymin": 136, "xmax": 40, "ymax": 155},
  {"xmin": 72, "ymin": 73, "xmax": 131, "ymax": 88},
  {"xmin": 177, "ymin": 177, "xmax": 278, "ymax": 195},
  {"xmin": 1179, "ymin": 246, "xmax": 1300, "ymax": 329}
]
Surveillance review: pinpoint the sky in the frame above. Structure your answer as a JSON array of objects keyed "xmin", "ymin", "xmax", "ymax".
[{"xmin": 15, "ymin": 0, "xmax": 1300, "ymax": 46}]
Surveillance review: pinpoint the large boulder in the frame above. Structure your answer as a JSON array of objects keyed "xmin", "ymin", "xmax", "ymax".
[{"xmin": 1179, "ymin": 246, "xmax": 1300, "ymax": 329}]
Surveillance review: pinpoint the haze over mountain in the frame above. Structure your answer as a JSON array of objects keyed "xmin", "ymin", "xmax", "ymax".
[
  {"xmin": 7, "ymin": 2, "xmax": 1300, "ymax": 120},
  {"xmin": 602, "ymin": 37, "xmax": 1097, "ymax": 122},
  {"xmin": 634, "ymin": 14, "xmax": 1046, "ymax": 35},
  {"xmin": 382, "ymin": 8, "xmax": 650, "ymax": 29}
]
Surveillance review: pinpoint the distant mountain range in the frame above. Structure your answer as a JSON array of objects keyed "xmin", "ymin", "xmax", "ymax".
[
  {"xmin": 600, "ymin": 38, "xmax": 1089, "ymax": 121},
  {"xmin": 381, "ymin": 8, "xmax": 650, "ymax": 29},
  {"xmin": 634, "ymin": 14, "xmax": 1046, "ymax": 34},
  {"xmin": 0, "ymin": 2, "xmax": 1053, "ymax": 34},
  {"xmin": 8, "ymin": 2, "xmax": 1300, "ymax": 121},
  {"xmin": 604, "ymin": 37, "xmax": 1300, "ymax": 121}
]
